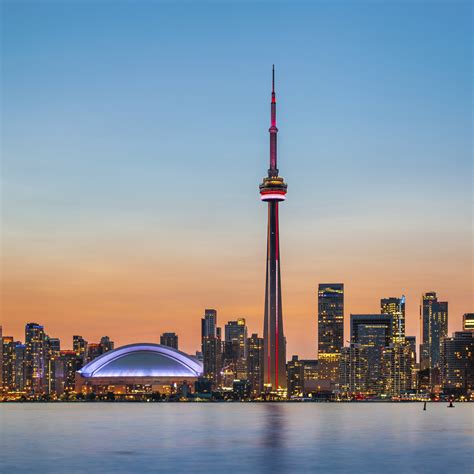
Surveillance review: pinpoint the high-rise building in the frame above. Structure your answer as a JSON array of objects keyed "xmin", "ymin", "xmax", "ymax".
[
  {"xmin": 224, "ymin": 319, "xmax": 248, "ymax": 380},
  {"xmin": 339, "ymin": 344, "xmax": 369, "ymax": 394},
  {"xmin": 45, "ymin": 336, "xmax": 61, "ymax": 395},
  {"xmin": 247, "ymin": 334, "xmax": 264, "ymax": 395},
  {"xmin": 381, "ymin": 296, "xmax": 406, "ymax": 343},
  {"xmin": 463, "ymin": 313, "xmax": 474, "ymax": 332},
  {"xmin": 25, "ymin": 322, "xmax": 47, "ymax": 393},
  {"xmin": 351, "ymin": 314, "xmax": 392, "ymax": 394},
  {"xmin": 318, "ymin": 283, "xmax": 344, "ymax": 354},
  {"xmin": 441, "ymin": 332, "xmax": 474, "ymax": 395},
  {"xmin": 2, "ymin": 336, "xmax": 15, "ymax": 392},
  {"xmin": 201, "ymin": 309, "xmax": 222, "ymax": 386},
  {"xmin": 287, "ymin": 355, "xmax": 304, "ymax": 397},
  {"xmin": 260, "ymin": 67, "xmax": 287, "ymax": 390},
  {"xmin": 420, "ymin": 292, "xmax": 448, "ymax": 382},
  {"xmin": 382, "ymin": 341, "xmax": 413, "ymax": 396},
  {"xmin": 160, "ymin": 332, "xmax": 179, "ymax": 350},
  {"xmin": 14, "ymin": 343, "xmax": 26, "ymax": 392},
  {"xmin": 317, "ymin": 283, "xmax": 344, "ymax": 385},
  {"xmin": 55, "ymin": 350, "xmax": 83, "ymax": 394},
  {"xmin": 73, "ymin": 335, "xmax": 87, "ymax": 360}
]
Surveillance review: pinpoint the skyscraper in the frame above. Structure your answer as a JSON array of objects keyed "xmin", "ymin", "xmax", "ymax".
[
  {"xmin": 318, "ymin": 283, "xmax": 344, "ymax": 385},
  {"xmin": 260, "ymin": 66, "xmax": 287, "ymax": 389},
  {"xmin": 247, "ymin": 333, "xmax": 264, "ymax": 395},
  {"xmin": 224, "ymin": 319, "xmax": 248, "ymax": 380},
  {"xmin": 381, "ymin": 296, "xmax": 406, "ymax": 343},
  {"xmin": 351, "ymin": 314, "xmax": 392, "ymax": 394},
  {"xmin": 201, "ymin": 309, "xmax": 222, "ymax": 386},
  {"xmin": 2, "ymin": 336, "xmax": 15, "ymax": 393},
  {"xmin": 440, "ymin": 332, "xmax": 474, "ymax": 395},
  {"xmin": 25, "ymin": 322, "xmax": 47, "ymax": 393},
  {"xmin": 160, "ymin": 332, "xmax": 179, "ymax": 350},
  {"xmin": 420, "ymin": 292, "xmax": 448, "ymax": 379}
]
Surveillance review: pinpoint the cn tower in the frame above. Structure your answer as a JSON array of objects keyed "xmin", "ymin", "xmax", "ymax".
[{"xmin": 260, "ymin": 66, "xmax": 287, "ymax": 389}]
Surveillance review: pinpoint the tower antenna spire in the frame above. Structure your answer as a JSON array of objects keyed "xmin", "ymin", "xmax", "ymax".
[{"xmin": 272, "ymin": 64, "xmax": 275, "ymax": 93}]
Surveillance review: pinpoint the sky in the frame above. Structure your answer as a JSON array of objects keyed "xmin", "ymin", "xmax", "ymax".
[{"xmin": 1, "ymin": 0, "xmax": 472, "ymax": 358}]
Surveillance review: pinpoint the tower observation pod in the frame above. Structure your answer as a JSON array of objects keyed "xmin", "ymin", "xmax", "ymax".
[{"xmin": 260, "ymin": 66, "xmax": 287, "ymax": 390}]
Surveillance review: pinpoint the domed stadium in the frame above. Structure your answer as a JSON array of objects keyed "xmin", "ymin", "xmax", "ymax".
[{"xmin": 75, "ymin": 343, "xmax": 203, "ymax": 395}]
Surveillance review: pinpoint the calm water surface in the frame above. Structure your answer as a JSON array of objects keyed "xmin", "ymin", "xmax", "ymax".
[{"xmin": 1, "ymin": 403, "xmax": 472, "ymax": 473}]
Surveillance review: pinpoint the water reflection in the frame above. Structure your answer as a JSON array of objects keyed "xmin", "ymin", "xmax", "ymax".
[{"xmin": 260, "ymin": 404, "xmax": 287, "ymax": 473}]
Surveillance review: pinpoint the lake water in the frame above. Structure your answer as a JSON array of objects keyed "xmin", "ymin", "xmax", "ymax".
[{"xmin": 1, "ymin": 403, "xmax": 472, "ymax": 473}]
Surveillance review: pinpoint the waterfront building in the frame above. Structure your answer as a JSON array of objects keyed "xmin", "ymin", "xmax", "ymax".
[
  {"xmin": 76, "ymin": 343, "xmax": 203, "ymax": 395},
  {"xmin": 160, "ymin": 332, "xmax": 179, "ymax": 350},
  {"xmin": 55, "ymin": 350, "xmax": 83, "ymax": 394},
  {"xmin": 339, "ymin": 344, "xmax": 369, "ymax": 394},
  {"xmin": 233, "ymin": 379, "xmax": 252, "ymax": 399},
  {"xmin": 440, "ymin": 332, "xmax": 474, "ymax": 396},
  {"xmin": 317, "ymin": 283, "xmax": 344, "ymax": 386},
  {"xmin": 287, "ymin": 355, "xmax": 304, "ymax": 397},
  {"xmin": 260, "ymin": 67, "xmax": 287, "ymax": 389},
  {"xmin": 25, "ymin": 322, "xmax": 47, "ymax": 393},
  {"xmin": 381, "ymin": 296, "xmax": 406, "ymax": 343},
  {"xmin": 420, "ymin": 292, "xmax": 448, "ymax": 379},
  {"xmin": 247, "ymin": 334, "xmax": 264, "ymax": 395},
  {"xmin": 2, "ymin": 336, "xmax": 15, "ymax": 392},
  {"xmin": 382, "ymin": 341, "xmax": 413, "ymax": 396},
  {"xmin": 14, "ymin": 343, "xmax": 26, "ymax": 392},
  {"xmin": 351, "ymin": 314, "xmax": 392, "ymax": 394},
  {"xmin": 463, "ymin": 313, "xmax": 474, "ymax": 332},
  {"xmin": 201, "ymin": 309, "xmax": 222, "ymax": 387}
]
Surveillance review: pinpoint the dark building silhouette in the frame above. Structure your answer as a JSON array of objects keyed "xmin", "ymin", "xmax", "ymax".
[{"xmin": 160, "ymin": 332, "xmax": 179, "ymax": 350}]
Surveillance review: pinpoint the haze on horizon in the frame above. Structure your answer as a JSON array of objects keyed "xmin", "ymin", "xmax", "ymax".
[{"xmin": 1, "ymin": 1, "xmax": 472, "ymax": 358}]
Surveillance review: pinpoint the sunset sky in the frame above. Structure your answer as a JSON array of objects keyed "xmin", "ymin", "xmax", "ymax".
[{"xmin": 2, "ymin": 1, "xmax": 472, "ymax": 358}]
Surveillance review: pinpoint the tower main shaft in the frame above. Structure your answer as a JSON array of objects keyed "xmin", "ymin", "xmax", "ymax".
[{"xmin": 260, "ymin": 66, "xmax": 287, "ymax": 390}]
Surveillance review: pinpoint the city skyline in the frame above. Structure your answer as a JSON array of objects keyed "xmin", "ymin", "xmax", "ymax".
[{"xmin": 2, "ymin": 1, "xmax": 472, "ymax": 359}]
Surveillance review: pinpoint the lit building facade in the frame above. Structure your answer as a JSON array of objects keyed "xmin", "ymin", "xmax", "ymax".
[
  {"xmin": 381, "ymin": 296, "xmax": 406, "ymax": 343},
  {"xmin": 287, "ymin": 355, "xmax": 304, "ymax": 397},
  {"xmin": 247, "ymin": 333, "xmax": 264, "ymax": 395},
  {"xmin": 260, "ymin": 67, "xmax": 287, "ymax": 390},
  {"xmin": 224, "ymin": 318, "xmax": 248, "ymax": 380},
  {"xmin": 2, "ymin": 336, "xmax": 15, "ymax": 393},
  {"xmin": 440, "ymin": 332, "xmax": 473, "ymax": 395},
  {"xmin": 420, "ymin": 292, "xmax": 448, "ymax": 385},
  {"xmin": 201, "ymin": 309, "xmax": 222, "ymax": 387},
  {"xmin": 463, "ymin": 313, "xmax": 474, "ymax": 332},
  {"xmin": 339, "ymin": 344, "xmax": 369, "ymax": 394},
  {"xmin": 351, "ymin": 314, "xmax": 392, "ymax": 394},
  {"xmin": 317, "ymin": 283, "xmax": 344, "ymax": 386},
  {"xmin": 76, "ymin": 343, "xmax": 203, "ymax": 395},
  {"xmin": 25, "ymin": 322, "xmax": 47, "ymax": 393}
]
